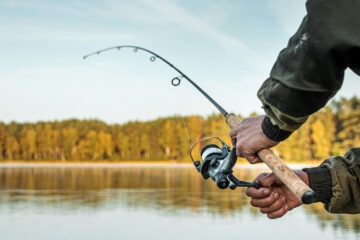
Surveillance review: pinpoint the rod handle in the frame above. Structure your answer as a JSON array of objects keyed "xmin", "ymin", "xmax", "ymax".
[{"xmin": 225, "ymin": 113, "xmax": 314, "ymax": 204}]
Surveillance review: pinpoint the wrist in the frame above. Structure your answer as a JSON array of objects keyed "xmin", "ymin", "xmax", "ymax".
[
  {"xmin": 261, "ymin": 116, "xmax": 292, "ymax": 142},
  {"xmin": 303, "ymin": 167, "xmax": 332, "ymax": 203}
]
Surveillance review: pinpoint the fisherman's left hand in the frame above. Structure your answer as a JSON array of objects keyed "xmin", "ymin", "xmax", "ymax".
[
  {"xmin": 229, "ymin": 115, "xmax": 278, "ymax": 164},
  {"xmin": 246, "ymin": 170, "xmax": 308, "ymax": 219}
]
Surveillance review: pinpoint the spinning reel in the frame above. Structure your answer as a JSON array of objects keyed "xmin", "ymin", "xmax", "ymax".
[{"xmin": 190, "ymin": 137, "xmax": 261, "ymax": 190}]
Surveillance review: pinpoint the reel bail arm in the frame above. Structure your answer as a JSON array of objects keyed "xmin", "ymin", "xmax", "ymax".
[{"xmin": 190, "ymin": 137, "xmax": 261, "ymax": 190}]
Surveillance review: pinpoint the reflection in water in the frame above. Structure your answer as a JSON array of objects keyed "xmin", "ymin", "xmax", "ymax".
[
  {"xmin": 0, "ymin": 165, "xmax": 359, "ymax": 239},
  {"xmin": 0, "ymin": 166, "xmax": 254, "ymax": 214}
]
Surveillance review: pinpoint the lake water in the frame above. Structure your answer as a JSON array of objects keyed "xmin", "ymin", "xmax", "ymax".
[{"xmin": 0, "ymin": 164, "xmax": 359, "ymax": 240}]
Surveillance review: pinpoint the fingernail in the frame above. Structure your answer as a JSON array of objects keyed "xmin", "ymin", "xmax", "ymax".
[
  {"xmin": 284, "ymin": 205, "xmax": 288, "ymax": 210},
  {"xmin": 274, "ymin": 193, "xmax": 279, "ymax": 198},
  {"xmin": 282, "ymin": 196, "xmax": 286, "ymax": 202},
  {"xmin": 264, "ymin": 189, "xmax": 270, "ymax": 195}
]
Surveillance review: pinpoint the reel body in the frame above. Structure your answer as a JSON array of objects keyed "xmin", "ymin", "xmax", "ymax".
[{"xmin": 191, "ymin": 137, "xmax": 261, "ymax": 190}]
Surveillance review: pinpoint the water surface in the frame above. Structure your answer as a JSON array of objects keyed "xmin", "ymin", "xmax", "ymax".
[{"xmin": 0, "ymin": 165, "xmax": 359, "ymax": 240}]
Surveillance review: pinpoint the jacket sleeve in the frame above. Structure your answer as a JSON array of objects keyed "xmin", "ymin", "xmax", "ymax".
[
  {"xmin": 304, "ymin": 148, "xmax": 360, "ymax": 214},
  {"xmin": 258, "ymin": 0, "xmax": 360, "ymax": 141}
]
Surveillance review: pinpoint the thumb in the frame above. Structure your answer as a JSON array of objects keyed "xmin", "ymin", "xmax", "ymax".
[{"xmin": 259, "ymin": 173, "xmax": 283, "ymax": 187}]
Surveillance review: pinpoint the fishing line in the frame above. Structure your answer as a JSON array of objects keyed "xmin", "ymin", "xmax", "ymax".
[
  {"xmin": 174, "ymin": 80, "xmax": 192, "ymax": 153},
  {"xmin": 181, "ymin": 117, "xmax": 192, "ymax": 151}
]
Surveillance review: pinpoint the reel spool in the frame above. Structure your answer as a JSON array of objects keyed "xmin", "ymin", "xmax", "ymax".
[{"xmin": 190, "ymin": 137, "xmax": 261, "ymax": 190}]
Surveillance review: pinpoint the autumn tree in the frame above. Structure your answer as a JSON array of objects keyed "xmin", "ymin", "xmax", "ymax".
[{"xmin": 0, "ymin": 96, "xmax": 358, "ymax": 162}]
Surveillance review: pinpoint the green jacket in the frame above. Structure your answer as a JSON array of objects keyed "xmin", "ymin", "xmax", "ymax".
[{"xmin": 258, "ymin": 0, "xmax": 360, "ymax": 213}]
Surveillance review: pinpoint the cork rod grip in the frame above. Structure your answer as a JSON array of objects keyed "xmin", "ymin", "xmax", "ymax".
[{"xmin": 225, "ymin": 113, "xmax": 314, "ymax": 204}]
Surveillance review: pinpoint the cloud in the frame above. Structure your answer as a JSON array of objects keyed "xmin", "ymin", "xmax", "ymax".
[
  {"xmin": 0, "ymin": 0, "xmax": 138, "ymax": 42},
  {"xmin": 140, "ymin": 0, "xmax": 249, "ymax": 52},
  {"xmin": 136, "ymin": 0, "xmax": 267, "ymax": 66},
  {"xmin": 1, "ymin": 0, "xmax": 256, "ymax": 56},
  {"xmin": 0, "ymin": 25, "xmax": 135, "ymax": 42},
  {"xmin": 0, "ymin": 0, "xmax": 165, "ymax": 24},
  {"xmin": 1, "ymin": 0, "xmax": 90, "ymax": 17}
]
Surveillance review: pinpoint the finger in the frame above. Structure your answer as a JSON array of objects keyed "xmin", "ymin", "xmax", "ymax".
[
  {"xmin": 250, "ymin": 192, "xmax": 280, "ymax": 208},
  {"xmin": 247, "ymin": 155, "xmax": 262, "ymax": 164},
  {"xmin": 229, "ymin": 128, "xmax": 237, "ymax": 139},
  {"xmin": 267, "ymin": 204, "xmax": 289, "ymax": 219},
  {"xmin": 260, "ymin": 196, "xmax": 286, "ymax": 214},
  {"xmin": 253, "ymin": 172, "xmax": 269, "ymax": 183},
  {"xmin": 246, "ymin": 187, "xmax": 270, "ymax": 199},
  {"xmin": 253, "ymin": 156, "xmax": 262, "ymax": 163},
  {"xmin": 235, "ymin": 147, "xmax": 242, "ymax": 158},
  {"xmin": 235, "ymin": 142, "xmax": 243, "ymax": 158},
  {"xmin": 260, "ymin": 173, "xmax": 283, "ymax": 187}
]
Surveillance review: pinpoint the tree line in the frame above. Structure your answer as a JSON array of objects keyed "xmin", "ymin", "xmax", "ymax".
[{"xmin": 0, "ymin": 96, "xmax": 359, "ymax": 162}]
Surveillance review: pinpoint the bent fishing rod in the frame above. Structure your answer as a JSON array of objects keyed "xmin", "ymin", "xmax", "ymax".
[{"xmin": 83, "ymin": 45, "xmax": 315, "ymax": 204}]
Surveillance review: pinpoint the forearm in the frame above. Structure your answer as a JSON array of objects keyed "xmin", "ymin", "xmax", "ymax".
[
  {"xmin": 258, "ymin": 0, "xmax": 360, "ymax": 141},
  {"xmin": 258, "ymin": 78, "xmax": 334, "ymax": 141},
  {"xmin": 304, "ymin": 148, "xmax": 360, "ymax": 214}
]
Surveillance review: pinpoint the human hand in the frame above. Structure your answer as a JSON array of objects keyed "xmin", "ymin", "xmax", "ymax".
[
  {"xmin": 246, "ymin": 170, "xmax": 309, "ymax": 219},
  {"xmin": 229, "ymin": 115, "xmax": 278, "ymax": 164}
]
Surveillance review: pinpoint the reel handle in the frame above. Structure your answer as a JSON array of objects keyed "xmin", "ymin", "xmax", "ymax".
[
  {"xmin": 214, "ymin": 173, "xmax": 230, "ymax": 189},
  {"xmin": 225, "ymin": 113, "xmax": 315, "ymax": 204}
]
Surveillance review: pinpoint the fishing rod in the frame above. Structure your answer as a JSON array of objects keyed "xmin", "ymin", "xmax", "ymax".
[
  {"xmin": 83, "ymin": 45, "xmax": 315, "ymax": 204},
  {"xmin": 83, "ymin": 45, "xmax": 228, "ymax": 116}
]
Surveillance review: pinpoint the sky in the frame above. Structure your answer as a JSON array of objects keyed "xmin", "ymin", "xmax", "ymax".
[{"xmin": 1, "ymin": 0, "xmax": 359, "ymax": 124}]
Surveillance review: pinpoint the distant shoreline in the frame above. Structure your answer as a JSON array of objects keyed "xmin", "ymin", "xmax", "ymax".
[{"xmin": 0, "ymin": 161, "xmax": 319, "ymax": 169}]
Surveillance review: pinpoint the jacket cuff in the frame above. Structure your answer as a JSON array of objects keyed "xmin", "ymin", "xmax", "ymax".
[
  {"xmin": 303, "ymin": 167, "xmax": 332, "ymax": 203},
  {"xmin": 261, "ymin": 116, "xmax": 292, "ymax": 142}
]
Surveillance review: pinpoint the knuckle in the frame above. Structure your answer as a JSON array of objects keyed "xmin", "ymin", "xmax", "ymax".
[
  {"xmin": 266, "ymin": 195, "xmax": 279, "ymax": 206},
  {"xmin": 253, "ymin": 175, "xmax": 262, "ymax": 182},
  {"xmin": 255, "ymin": 173, "xmax": 267, "ymax": 181},
  {"xmin": 250, "ymin": 199, "xmax": 258, "ymax": 207},
  {"xmin": 269, "ymin": 200, "xmax": 283, "ymax": 213},
  {"xmin": 245, "ymin": 189, "xmax": 251, "ymax": 197},
  {"xmin": 242, "ymin": 149, "xmax": 251, "ymax": 156},
  {"xmin": 275, "ymin": 199, "xmax": 284, "ymax": 209},
  {"xmin": 263, "ymin": 198, "xmax": 272, "ymax": 206},
  {"xmin": 237, "ymin": 145, "xmax": 245, "ymax": 153}
]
